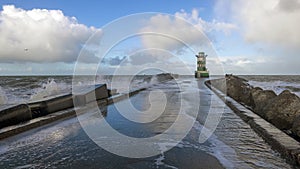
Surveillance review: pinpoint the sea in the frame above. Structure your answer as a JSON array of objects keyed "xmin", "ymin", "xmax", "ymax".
[
  {"xmin": 0, "ymin": 75, "xmax": 156, "ymax": 105},
  {"xmin": 1, "ymin": 75, "xmax": 300, "ymax": 105},
  {"xmin": 240, "ymin": 75, "xmax": 300, "ymax": 97}
]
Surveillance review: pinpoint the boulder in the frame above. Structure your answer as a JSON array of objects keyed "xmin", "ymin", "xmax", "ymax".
[
  {"xmin": 226, "ymin": 75, "xmax": 253, "ymax": 106},
  {"xmin": 250, "ymin": 87, "xmax": 277, "ymax": 117},
  {"xmin": 210, "ymin": 75, "xmax": 300, "ymax": 137},
  {"xmin": 263, "ymin": 90, "xmax": 300, "ymax": 130},
  {"xmin": 292, "ymin": 115, "xmax": 300, "ymax": 138},
  {"xmin": 210, "ymin": 75, "xmax": 254, "ymax": 106}
]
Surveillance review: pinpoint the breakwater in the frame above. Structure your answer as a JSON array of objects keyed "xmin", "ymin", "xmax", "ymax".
[{"xmin": 207, "ymin": 75, "xmax": 300, "ymax": 165}]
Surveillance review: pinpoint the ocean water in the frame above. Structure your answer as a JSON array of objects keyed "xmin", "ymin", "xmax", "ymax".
[
  {"xmin": 1, "ymin": 75, "xmax": 300, "ymax": 105},
  {"xmin": 0, "ymin": 75, "xmax": 156, "ymax": 105},
  {"xmin": 240, "ymin": 75, "xmax": 300, "ymax": 97}
]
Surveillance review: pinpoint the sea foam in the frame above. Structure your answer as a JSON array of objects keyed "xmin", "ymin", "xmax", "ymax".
[{"xmin": 248, "ymin": 80, "xmax": 300, "ymax": 97}]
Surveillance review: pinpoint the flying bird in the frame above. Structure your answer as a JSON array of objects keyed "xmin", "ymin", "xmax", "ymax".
[{"xmin": 24, "ymin": 48, "xmax": 29, "ymax": 52}]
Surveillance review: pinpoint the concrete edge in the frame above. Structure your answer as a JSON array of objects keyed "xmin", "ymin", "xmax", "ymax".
[
  {"xmin": 0, "ymin": 87, "xmax": 147, "ymax": 140},
  {"xmin": 205, "ymin": 80, "xmax": 300, "ymax": 165}
]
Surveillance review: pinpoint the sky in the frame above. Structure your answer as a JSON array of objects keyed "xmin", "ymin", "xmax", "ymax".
[{"xmin": 0, "ymin": 0, "xmax": 299, "ymax": 75}]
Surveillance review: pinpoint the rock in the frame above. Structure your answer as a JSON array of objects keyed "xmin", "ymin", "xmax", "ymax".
[
  {"xmin": 292, "ymin": 115, "xmax": 300, "ymax": 138},
  {"xmin": 250, "ymin": 87, "xmax": 277, "ymax": 117},
  {"xmin": 226, "ymin": 75, "xmax": 253, "ymax": 106},
  {"xmin": 264, "ymin": 90, "xmax": 300, "ymax": 130},
  {"xmin": 210, "ymin": 75, "xmax": 300, "ymax": 137},
  {"xmin": 210, "ymin": 75, "xmax": 254, "ymax": 105},
  {"xmin": 156, "ymin": 73, "xmax": 176, "ymax": 82}
]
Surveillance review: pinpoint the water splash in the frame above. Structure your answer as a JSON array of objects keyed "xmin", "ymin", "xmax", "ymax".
[
  {"xmin": 0, "ymin": 86, "xmax": 8, "ymax": 105},
  {"xmin": 30, "ymin": 79, "xmax": 70, "ymax": 101},
  {"xmin": 149, "ymin": 75, "xmax": 159, "ymax": 84}
]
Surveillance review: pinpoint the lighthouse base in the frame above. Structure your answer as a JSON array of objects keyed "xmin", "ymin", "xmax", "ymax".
[{"xmin": 195, "ymin": 71, "xmax": 209, "ymax": 78}]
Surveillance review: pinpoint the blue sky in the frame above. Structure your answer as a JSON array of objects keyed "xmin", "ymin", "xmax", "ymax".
[
  {"xmin": 0, "ymin": 0, "xmax": 215, "ymax": 27},
  {"xmin": 0, "ymin": 0, "xmax": 299, "ymax": 75}
]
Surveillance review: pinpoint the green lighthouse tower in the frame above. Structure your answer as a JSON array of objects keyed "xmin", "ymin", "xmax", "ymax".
[{"xmin": 195, "ymin": 52, "xmax": 209, "ymax": 78}]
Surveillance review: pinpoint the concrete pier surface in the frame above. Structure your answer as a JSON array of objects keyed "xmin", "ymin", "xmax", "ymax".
[{"xmin": 0, "ymin": 78, "xmax": 294, "ymax": 169}]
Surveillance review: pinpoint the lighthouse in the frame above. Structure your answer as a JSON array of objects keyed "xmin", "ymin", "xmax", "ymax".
[{"xmin": 195, "ymin": 52, "xmax": 209, "ymax": 78}]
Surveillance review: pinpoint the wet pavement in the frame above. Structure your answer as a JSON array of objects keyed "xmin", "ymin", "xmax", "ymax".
[{"xmin": 0, "ymin": 78, "xmax": 295, "ymax": 169}]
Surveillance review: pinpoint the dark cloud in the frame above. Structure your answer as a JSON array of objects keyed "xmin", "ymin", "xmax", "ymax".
[
  {"xmin": 129, "ymin": 53, "xmax": 157, "ymax": 65},
  {"xmin": 277, "ymin": 0, "xmax": 300, "ymax": 12},
  {"xmin": 102, "ymin": 56, "xmax": 128, "ymax": 65},
  {"xmin": 129, "ymin": 50, "xmax": 174, "ymax": 65}
]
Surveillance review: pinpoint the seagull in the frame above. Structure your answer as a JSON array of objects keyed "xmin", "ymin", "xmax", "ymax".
[{"xmin": 24, "ymin": 48, "xmax": 29, "ymax": 52}]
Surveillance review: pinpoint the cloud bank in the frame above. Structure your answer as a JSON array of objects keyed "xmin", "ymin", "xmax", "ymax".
[
  {"xmin": 214, "ymin": 0, "xmax": 300, "ymax": 74},
  {"xmin": 140, "ymin": 9, "xmax": 236, "ymax": 54},
  {"xmin": 233, "ymin": 0, "xmax": 300, "ymax": 48},
  {"xmin": 215, "ymin": 0, "xmax": 300, "ymax": 50},
  {"xmin": 121, "ymin": 9, "xmax": 237, "ymax": 74},
  {"xmin": 0, "ymin": 5, "xmax": 99, "ymax": 63}
]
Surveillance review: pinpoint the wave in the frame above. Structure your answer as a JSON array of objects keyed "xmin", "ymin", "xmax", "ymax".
[
  {"xmin": 30, "ymin": 78, "xmax": 71, "ymax": 101},
  {"xmin": 248, "ymin": 80, "xmax": 300, "ymax": 97},
  {"xmin": 0, "ymin": 74, "xmax": 170, "ymax": 104}
]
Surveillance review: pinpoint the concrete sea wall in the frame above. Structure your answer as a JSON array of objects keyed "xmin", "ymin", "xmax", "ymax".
[
  {"xmin": 0, "ymin": 84, "xmax": 109, "ymax": 130},
  {"xmin": 0, "ymin": 73, "xmax": 177, "ymax": 139},
  {"xmin": 0, "ymin": 104, "xmax": 32, "ymax": 128},
  {"xmin": 0, "ymin": 86, "xmax": 146, "ymax": 140}
]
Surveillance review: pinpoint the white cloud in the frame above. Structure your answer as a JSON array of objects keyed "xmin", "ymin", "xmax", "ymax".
[
  {"xmin": 213, "ymin": 0, "xmax": 300, "ymax": 74},
  {"xmin": 217, "ymin": 0, "xmax": 300, "ymax": 48},
  {"xmin": 175, "ymin": 9, "xmax": 237, "ymax": 35},
  {"xmin": 139, "ymin": 9, "xmax": 236, "ymax": 53},
  {"xmin": 218, "ymin": 55, "xmax": 300, "ymax": 75},
  {"xmin": 128, "ymin": 9, "xmax": 235, "ymax": 76},
  {"xmin": 0, "ymin": 5, "xmax": 99, "ymax": 63},
  {"xmin": 219, "ymin": 56, "xmax": 263, "ymax": 74}
]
